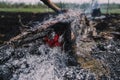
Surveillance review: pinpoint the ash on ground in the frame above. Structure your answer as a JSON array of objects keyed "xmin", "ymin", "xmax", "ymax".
[{"xmin": 0, "ymin": 10, "xmax": 120, "ymax": 80}]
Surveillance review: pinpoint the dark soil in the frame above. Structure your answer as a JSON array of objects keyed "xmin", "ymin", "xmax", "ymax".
[{"xmin": 0, "ymin": 12, "xmax": 55, "ymax": 44}]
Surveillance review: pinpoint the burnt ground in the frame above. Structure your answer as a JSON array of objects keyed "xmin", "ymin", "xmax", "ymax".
[
  {"xmin": 0, "ymin": 12, "xmax": 119, "ymax": 44},
  {"xmin": 0, "ymin": 11, "xmax": 120, "ymax": 80},
  {"xmin": 76, "ymin": 14, "xmax": 120, "ymax": 79},
  {"xmin": 0, "ymin": 12, "xmax": 55, "ymax": 44}
]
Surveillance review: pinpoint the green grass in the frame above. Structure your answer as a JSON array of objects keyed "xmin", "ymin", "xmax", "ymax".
[
  {"xmin": 0, "ymin": 7, "xmax": 120, "ymax": 14},
  {"xmin": 0, "ymin": 8, "xmax": 53, "ymax": 13},
  {"xmin": 101, "ymin": 8, "xmax": 120, "ymax": 14}
]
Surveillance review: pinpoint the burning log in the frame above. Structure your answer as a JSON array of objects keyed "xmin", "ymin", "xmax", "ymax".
[{"xmin": 6, "ymin": 10, "xmax": 83, "ymax": 47}]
